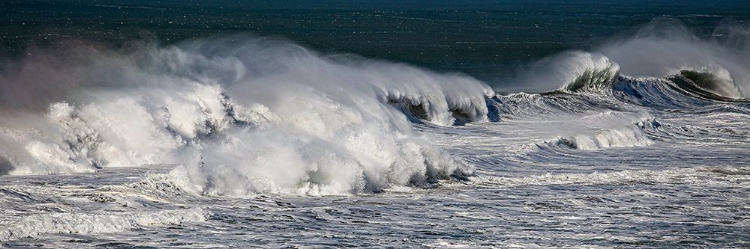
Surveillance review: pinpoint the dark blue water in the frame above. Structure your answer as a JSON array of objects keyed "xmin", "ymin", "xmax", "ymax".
[{"xmin": 2, "ymin": 0, "xmax": 748, "ymax": 84}]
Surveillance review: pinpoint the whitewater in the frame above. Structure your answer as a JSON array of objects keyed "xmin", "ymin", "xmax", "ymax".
[{"xmin": 1, "ymin": 21, "xmax": 750, "ymax": 247}]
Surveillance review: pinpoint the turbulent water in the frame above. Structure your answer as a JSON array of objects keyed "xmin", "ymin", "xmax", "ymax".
[{"xmin": 1, "ymin": 1, "xmax": 750, "ymax": 248}]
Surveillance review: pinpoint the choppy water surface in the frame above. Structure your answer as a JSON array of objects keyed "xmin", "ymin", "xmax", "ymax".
[
  {"xmin": 3, "ymin": 87, "xmax": 749, "ymax": 247},
  {"xmin": 2, "ymin": 0, "xmax": 750, "ymax": 248}
]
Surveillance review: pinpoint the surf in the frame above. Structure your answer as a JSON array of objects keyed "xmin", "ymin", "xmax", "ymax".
[{"xmin": 0, "ymin": 36, "xmax": 492, "ymax": 196}]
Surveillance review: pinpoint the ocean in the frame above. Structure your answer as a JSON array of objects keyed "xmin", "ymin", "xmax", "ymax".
[{"xmin": 1, "ymin": 0, "xmax": 749, "ymax": 247}]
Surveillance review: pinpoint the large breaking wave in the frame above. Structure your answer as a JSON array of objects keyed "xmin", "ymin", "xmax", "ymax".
[
  {"xmin": 2, "ymin": 20, "xmax": 749, "ymax": 197},
  {"xmin": 0, "ymin": 36, "xmax": 492, "ymax": 196}
]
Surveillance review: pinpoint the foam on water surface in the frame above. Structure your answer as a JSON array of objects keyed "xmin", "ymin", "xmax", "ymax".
[{"xmin": 1, "ymin": 17, "xmax": 750, "ymax": 247}]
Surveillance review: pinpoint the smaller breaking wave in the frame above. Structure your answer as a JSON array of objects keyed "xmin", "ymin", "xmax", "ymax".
[
  {"xmin": 563, "ymin": 65, "xmax": 620, "ymax": 94},
  {"xmin": 668, "ymin": 69, "xmax": 743, "ymax": 101},
  {"xmin": 518, "ymin": 113, "xmax": 657, "ymax": 154},
  {"xmin": 600, "ymin": 20, "xmax": 750, "ymax": 99},
  {"xmin": 506, "ymin": 51, "xmax": 620, "ymax": 95},
  {"xmin": 541, "ymin": 126, "xmax": 653, "ymax": 151},
  {"xmin": 495, "ymin": 21, "xmax": 750, "ymax": 115}
]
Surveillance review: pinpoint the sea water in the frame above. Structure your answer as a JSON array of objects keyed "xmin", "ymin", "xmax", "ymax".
[{"xmin": 1, "ymin": 0, "xmax": 749, "ymax": 247}]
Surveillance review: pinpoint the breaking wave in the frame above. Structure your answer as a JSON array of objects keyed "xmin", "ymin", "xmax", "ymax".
[
  {"xmin": 540, "ymin": 125, "xmax": 654, "ymax": 151},
  {"xmin": 489, "ymin": 21, "xmax": 750, "ymax": 124},
  {"xmin": 509, "ymin": 51, "xmax": 620, "ymax": 93},
  {"xmin": 2, "ymin": 21, "xmax": 750, "ymax": 197},
  {"xmin": 600, "ymin": 20, "xmax": 749, "ymax": 100},
  {"xmin": 0, "ymin": 36, "xmax": 492, "ymax": 195}
]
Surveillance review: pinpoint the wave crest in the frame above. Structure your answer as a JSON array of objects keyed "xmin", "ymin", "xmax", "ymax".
[
  {"xmin": 563, "ymin": 66, "xmax": 620, "ymax": 93},
  {"xmin": 505, "ymin": 51, "xmax": 619, "ymax": 93},
  {"xmin": 668, "ymin": 69, "xmax": 743, "ymax": 100},
  {"xmin": 0, "ymin": 36, "xmax": 490, "ymax": 195}
]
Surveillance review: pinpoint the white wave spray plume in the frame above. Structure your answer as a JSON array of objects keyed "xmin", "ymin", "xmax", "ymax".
[
  {"xmin": 509, "ymin": 51, "xmax": 619, "ymax": 93},
  {"xmin": 501, "ymin": 20, "xmax": 750, "ymax": 98},
  {"xmin": 0, "ymin": 36, "xmax": 493, "ymax": 196},
  {"xmin": 599, "ymin": 19, "xmax": 750, "ymax": 98}
]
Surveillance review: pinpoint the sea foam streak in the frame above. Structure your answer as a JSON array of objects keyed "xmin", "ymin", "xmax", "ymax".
[{"xmin": 0, "ymin": 36, "xmax": 493, "ymax": 196}]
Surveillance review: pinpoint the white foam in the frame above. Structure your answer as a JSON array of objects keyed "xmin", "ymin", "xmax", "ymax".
[
  {"xmin": 0, "ymin": 208, "xmax": 208, "ymax": 241},
  {"xmin": 0, "ymin": 36, "xmax": 488, "ymax": 195},
  {"xmin": 475, "ymin": 166, "xmax": 750, "ymax": 188},
  {"xmin": 558, "ymin": 126, "xmax": 653, "ymax": 150}
]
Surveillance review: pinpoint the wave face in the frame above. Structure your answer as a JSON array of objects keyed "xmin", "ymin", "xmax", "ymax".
[
  {"xmin": 599, "ymin": 20, "xmax": 749, "ymax": 99},
  {"xmin": 508, "ymin": 51, "xmax": 620, "ymax": 93},
  {"xmin": 0, "ymin": 36, "xmax": 493, "ymax": 195},
  {"xmin": 494, "ymin": 21, "xmax": 750, "ymax": 108}
]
